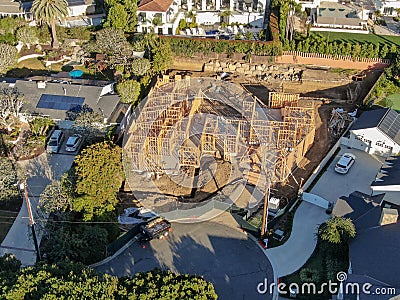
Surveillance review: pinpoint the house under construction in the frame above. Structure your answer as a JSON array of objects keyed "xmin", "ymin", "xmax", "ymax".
[{"xmin": 122, "ymin": 77, "xmax": 315, "ymax": 219}]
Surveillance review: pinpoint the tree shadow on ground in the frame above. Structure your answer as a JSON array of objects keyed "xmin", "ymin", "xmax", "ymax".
[{"xmin": 95, "ymin": 222, "xmax": 274, "ymax": 300}]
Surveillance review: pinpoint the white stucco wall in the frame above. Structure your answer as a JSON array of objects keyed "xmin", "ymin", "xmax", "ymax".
[
  {"xmin": 68, "ymin": 5, "xmax": 95, "ymax": 17},
  {"xmin": 348, "ymin": 127, "xmax": 400, "ymax": 157}
]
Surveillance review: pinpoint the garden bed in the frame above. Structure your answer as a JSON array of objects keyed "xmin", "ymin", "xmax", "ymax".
[{"xmin": 280, "ymin": 237, "xmax": 349, "ymax": 299}]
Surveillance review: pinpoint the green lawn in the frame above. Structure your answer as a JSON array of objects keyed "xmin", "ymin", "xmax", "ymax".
[
  {"xmin": 311, "ymin": 32, "xmax": 400, "ymax": 46},
  {"xmin": 386, "ymin": 94, "xmax": 400, "ymax": 112},
  {"xmin": 280, "ymin": 238, "xmax": 349, "ymax": 299}
]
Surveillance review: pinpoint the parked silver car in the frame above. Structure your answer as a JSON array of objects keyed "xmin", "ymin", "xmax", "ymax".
[
  {"xmin": 65, "ymin": 134, "xmax": 82, "ymax": 152},
  {"xmin": 335, "ymin": 153, "xmax": 356, "ymax": 174}
]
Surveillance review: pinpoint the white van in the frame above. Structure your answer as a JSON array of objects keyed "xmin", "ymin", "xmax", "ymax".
[{"xmin": 46, "ymin": 130, "xmax": 64, "ymax": 153}]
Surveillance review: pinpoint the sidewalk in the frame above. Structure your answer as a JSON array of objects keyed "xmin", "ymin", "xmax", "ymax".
[{"xmin": 0, "ymin": 153, "xmax": 75, "ymax": 266}]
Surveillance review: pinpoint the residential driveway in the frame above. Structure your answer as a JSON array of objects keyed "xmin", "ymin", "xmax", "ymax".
[
  {"xmin": 266, "ymin": 202, "xmax": 327, "ymax": 278},
  {"xmin": 311, "ymin": 148, "xmax": 384, "ymax": 204},
  {"xmin": 96, "ymin": 221, "xmax": 274, "ymax": 300},
  {"xmin": 266, "ymin": 148, "xmax": 384, "ymax": 282},
  {"xmin": 0, "ymin": 153, "xmax": 75, "ymax": 266}
]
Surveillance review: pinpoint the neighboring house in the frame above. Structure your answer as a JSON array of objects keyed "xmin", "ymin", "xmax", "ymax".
[
  {"xmin": 0, "ymin": 77, "xmax": 127, "ymax": 126},
  {"xmin": 136, "ymin": 0, "xmax": 267, "ymax": 35},
  {"xmin": 371, "ymin": 156, "xmax": 400, "ymax": 206},
  {"xmin": 137, "ymin": 0, "xmax": 180, "ymax": 35},
  {"xmin": 375, "ymin": 0, "xmax": 400, "ymax": 16},
  {"xmin": 311, "ymin": 2, "xmax": 369, "ymax": 33},
  {"xmin": 334, "ymin": 192, "xmax": 400, "ymax": 300},
  {"xmin": 0, "ymin": 0, "xmax": 29, "ymax": 18},
  {"xmin": 341, "ymin": 108, "xmax": 400, "ymax": 157},
  {"xmin": 65, "ymin": 0, "xmax": 95, "ymax": 17},
  {"xmin": 0, "ymin": 0, "xmax": 96, "ymax": 21}
]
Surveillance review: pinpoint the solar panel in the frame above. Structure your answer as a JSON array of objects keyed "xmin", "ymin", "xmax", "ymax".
[
  {"xmin": 379, "ymin": 110, "xmax": 400, "ymax": 140},
  {"xmin": 36, "ymin": 94, "xmax": 85, "ymax": 111}
]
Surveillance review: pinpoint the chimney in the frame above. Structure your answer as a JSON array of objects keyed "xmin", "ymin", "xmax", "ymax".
[
  {"xmin": 37, "ymin": 81, "xmax": 46, "ymax": 89},
  {"xmin": 379, "ymin": 208, "xmax": 399, "ymax": 226}
]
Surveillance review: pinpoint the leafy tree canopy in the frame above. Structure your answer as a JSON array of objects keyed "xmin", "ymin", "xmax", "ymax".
[
  {"xmin": 318, "ymin": 216, "xmax": 356, "ymax": 244},
  {"xmin": 104, "ymin": 0, "xmax": 137, "ymax": 32},
  {"xmin": 116, "ymin": 79, "xmax": 141, "ymax": 104},
  {"xmin": 16, "ymin": 26, "xmax": 38, "ymax": 48},
  {"xmin": 103, "ymin": 3, "xmax": 128, "ymax": 30},
  {"xmin": 95, "ymin": 27, "xmax": 127, "ymax": 55},
  {"xmin": 0, "ymin": 258, "xmax": 218, "ymax": 300},
  {"xmin": 130, "ymin": 58, "xmax": 151, "ymax": 77},
  {"xmin": 0, "ymin": 157, "xmax": 20, "ymax": 205},
  {"xmin": 0, "ymin": 44, "xmax": 18, "ymax": 75},
  {"xmin": 73, "ymin": 141, "xmax": 124, "ymax": 220}
]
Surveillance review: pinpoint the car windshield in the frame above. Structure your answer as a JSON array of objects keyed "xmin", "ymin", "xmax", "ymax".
[
  {"xmin": 337, "ymin": 163, "xmax": 347, "ymax": 169},
  {"xmin": 48, "ymin": 141, "xmax": 57, "ymax": 146}
]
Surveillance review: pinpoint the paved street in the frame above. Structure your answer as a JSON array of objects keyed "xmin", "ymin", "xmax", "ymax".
[
  {"xmin": 0, "ymin": 153, "xmax": 75, "ymax": 266},
  {"xmin": 96, "ymin": 220, "xmax": 274, "ymax": 300}
]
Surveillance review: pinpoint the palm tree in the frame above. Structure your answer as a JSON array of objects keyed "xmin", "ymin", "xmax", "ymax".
[
  {"xmin": 185, "ymin": 10, "xmax": 196, "ymax": 23},
  {"xmin": 219, "ymin": 9, "xmax": 233, "ymax": 25},
  {"xmin": 31, "ymin": 0, "xmax": 69, "ymax": 49}
]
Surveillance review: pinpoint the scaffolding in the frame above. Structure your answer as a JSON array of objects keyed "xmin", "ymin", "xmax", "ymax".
[{"xmin": 123, "ymin": 78, "xmax": 315, "ymax": 187}]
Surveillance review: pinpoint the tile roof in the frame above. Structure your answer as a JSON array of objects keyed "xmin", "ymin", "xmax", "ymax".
[{"xmin": 138, "ymin": 0, "xmax": 174, "ymax": 12}]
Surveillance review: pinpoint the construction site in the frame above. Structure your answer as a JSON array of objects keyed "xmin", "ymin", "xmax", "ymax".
[{"xmin": 122, "ymin": 76, "xmax": 318, "ymax": 223}]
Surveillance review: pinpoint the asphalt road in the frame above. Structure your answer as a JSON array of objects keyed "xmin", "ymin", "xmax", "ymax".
[{"xmin": 96, "ymin": 221, "xmax": 274, "ymax": 300}]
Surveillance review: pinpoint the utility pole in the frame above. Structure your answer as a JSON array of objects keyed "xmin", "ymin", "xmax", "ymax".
[
  {"xmin": 20, "ymin": 180, "xmax": 41, "ymax": 262},
  {"xmin": 261, "ymin": 182, "xmax": 270, "ymax": 238}
]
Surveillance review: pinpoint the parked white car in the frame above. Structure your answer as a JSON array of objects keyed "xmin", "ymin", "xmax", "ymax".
[
  {"xmin": 335, "ymin": 153, "xmax": 356, "ymax": 174},
  {"xmin": 65, "ymin": 134, "xmax": 82, "ymax": 152}
]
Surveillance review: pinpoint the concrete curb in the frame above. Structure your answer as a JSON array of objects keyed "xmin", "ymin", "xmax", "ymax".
[{"xmin": 89, "ymin": 239, "xmax": 136, "ymax": 268}]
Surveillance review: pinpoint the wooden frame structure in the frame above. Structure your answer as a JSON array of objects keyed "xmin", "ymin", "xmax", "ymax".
[{"xmin": 123, "ymin": 78, "xmax": 315, "ymax": 186}]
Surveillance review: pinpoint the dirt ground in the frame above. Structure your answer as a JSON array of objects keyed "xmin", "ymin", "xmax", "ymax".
[
  {"xmin": 154, "ymin": 159, "xmax": 232, "ymax": 202},
  {"xmin": 150, "ymin": 67, "xmax": 364, "ymax": 203},
  {"xmin": 241, "ymin": 83, "xmax": 352, "ymax": 200}
]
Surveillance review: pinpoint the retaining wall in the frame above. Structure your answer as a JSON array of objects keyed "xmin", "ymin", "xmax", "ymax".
[{"xmin": 276, "ymin": 52, "xmax": 389, "ymax": 70}]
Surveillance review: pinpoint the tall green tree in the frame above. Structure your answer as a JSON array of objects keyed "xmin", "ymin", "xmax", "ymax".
[
  {"xmin": 104, "ymin": 0, "xmax": 137, "ymax": 32},
  {"xmin": 0, "ymin": 157, "xmax": 19, "ymax": 205},
  {"xmin": 152, "ymin": 40, "xmax": 172, "ymax": 74},
  {"xmin": 103, "ymin": 3, "xmax": 128, "ymax": 30},
  {"xmin": 39, "ymin": 179, "xmax": 73, "ymax": 217},
  {"xmin": 0, "ymin": 44, "xmax": 17, "ymax": 75},
  {"xmin": 318, "ymin": 217, "xmax": 356, "ymax": 244},
  {"xmin": 116, "ymin": 80, "xmax": 141, "ymax": 104},
  {"xmin": 31, "ymin": 0, "xmax": 68, "ymax": 48},
  {"xmin": 16, "ymin": 26, "xmax": 38, "ymax": 49},
  {"xmin": 130, "ymin": 58, "xmax": 151, "ymax": 77},
  {"xmin": 73, "ymin": 141, "xmax": 124, "ymax": 220},
  {"xmin": 95, "ymin": 27, "xmax": 127, "ymax": 55}
]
